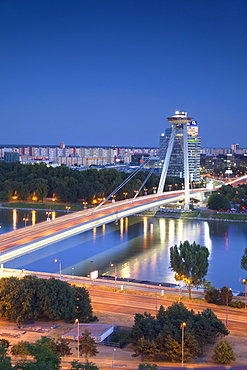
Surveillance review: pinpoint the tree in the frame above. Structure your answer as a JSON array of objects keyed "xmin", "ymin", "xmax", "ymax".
[
  {"xmin": 207, "ymin": 193, "xmax": 230, "ymax": 211},
  {"xmin": 79, "ymin": 330, "xmax": 98, "ymax": 361},
  {"xmin": 241, "ymin": 247, "xmax": 247, "ymax": 271},
  {"xmin": 72, "ymin": 286, "xmax": 97, "ymax": 322},
  {"xmin": 132, "ymin": 337, "xmax": 156, "ymax": 361},
  {"xmin": 69, "ymin": 360, "xmax": 100, "ymax": 370},
  {"xmin": 26, "ymin": 336, "xmax": 61, "ymax": 370},
  {"xmin": 212, "ymin": 339, "xmax": 236, "ymax": 364},
  {"xmin": 11, "ymin": 341, "xmax": 30, "ymax": 358},
  {"xmin": 0, "ymin": 338, "xmax": 10, "ymax": 348},
  {"xmin": 52, "ymin": 338, "xmax": 72, "ymax": 356},
  {"xmin": 169, "ymin": 241, "xmax": 210, "ymax": 299},
  {"xmin": 0, "ymin": 346, "xmax": 12, "ymax": 370}
]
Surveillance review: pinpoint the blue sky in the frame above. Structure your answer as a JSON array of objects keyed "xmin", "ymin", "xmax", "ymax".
[{"xmin": 0, "ymin": 0, "xmax": 246, "ymax": 148}]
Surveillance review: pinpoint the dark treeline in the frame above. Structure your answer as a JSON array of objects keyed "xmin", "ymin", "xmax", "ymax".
[
  {"xmin": 0, "ymin": 162, "xmax": 162, "ymax": 203},
  {"xmin": 0, "ymin": 162, "xmax": 184, "ymax": 204}
]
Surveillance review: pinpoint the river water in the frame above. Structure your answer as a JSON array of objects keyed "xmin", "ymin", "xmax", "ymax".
[{"xmin": 0, "ymin": 208, "xmax": 247, "ymax": 292}]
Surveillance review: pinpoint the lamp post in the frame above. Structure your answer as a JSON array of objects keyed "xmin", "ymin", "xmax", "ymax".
[
  {"xmin": 65, "ymin": 206, "xmax": 71, "ymax": 213},
  {"xmin": 54, "ymin": 258, "xmax": 62, "ymax": 279},
  {"xmin": 110, "ymin": 262, "xmax": 117, "ymax": 290},
  {"xmin": 180, "ymin": 322, "xmax": 186, "ymax": 367},
  {"xmin": 75, "ymin": 319, "xmax": 80, "ymax": 358},
  {"xmin": 123, "ymin": 192, "xmax": 128, "ymax": 200},
  {"xmin": 22, "ymin": 215, "xmax": 29, "ymax": 227},
  {"xmin": 111, "ymin": 348, "xmax": 116, "ymax": 370},
  {"xmin": 242, "ymin": 279, "xmax": 247, "ymax": 309},
  {"xmin": 46, "ymin": 210, "xmax": 52, "ymax": 222}
]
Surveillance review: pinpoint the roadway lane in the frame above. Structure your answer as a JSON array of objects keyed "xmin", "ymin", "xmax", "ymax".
[{"xmin": 89, "ymin": 290, "xmax": 247, "ymax": 333}]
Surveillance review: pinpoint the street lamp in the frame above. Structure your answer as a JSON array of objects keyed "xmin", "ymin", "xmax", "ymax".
[
  {"xmin": 111, "ymin": 348, "xmax": 116, "ymax": 370},
  {"xmin": 123, "ymin": 192, "xmax": 128, "ymax": 200},
  {"xmin": 110, "ymin": 262, "xmax": 117, "ymax": 290},
  {"xmin": 22, "ymin": 215, "xmax": 29, "ymax": 227},
  {"xmin": 180, "ymin": 322, "xmax": 186, "ymax": 367},
  {"xmin": 75, "ymin": 319, "xmax": 80, "ymax": 358},
  {"xmin": 46, "ymin": 210, "xmax": 52, "ymax": 222},
  {"xmin": 54, "ymin": 258, "xmax": 62, "ymax": 278},
  {"xmin": 65, "ymin": 206, "xmax": 71, "ymax": 213},
  {"xmin": 153, "ymin": 187, "xmax": 157, "ymax": 193},
  {"xmin": 242, "ymin": 279, "xmax": 247, "ymax": 309}
]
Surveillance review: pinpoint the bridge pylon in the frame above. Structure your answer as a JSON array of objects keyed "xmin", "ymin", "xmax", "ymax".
[{"xmin": 157, "ymin": 111, "xmax": 193, "ymax": 209}]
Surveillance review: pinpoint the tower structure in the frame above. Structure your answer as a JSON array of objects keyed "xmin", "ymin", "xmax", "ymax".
[{"xmin": 158, "ymin": 111, "xmax": 195, "ymax": 209}]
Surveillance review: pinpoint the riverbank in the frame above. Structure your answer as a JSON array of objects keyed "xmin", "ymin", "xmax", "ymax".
[
  {"xmin": 152, "ymin": 208, "xmax": 247, "ymax": 222},
  {"xmin": 0, "ymin": 201, "xmax": 84, "ymax": 212}
]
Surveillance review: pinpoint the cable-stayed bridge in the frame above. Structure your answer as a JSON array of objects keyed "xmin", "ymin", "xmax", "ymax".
[{"xmin": 0, "ymin": 174, "xmax": 246, "ymax": 265}]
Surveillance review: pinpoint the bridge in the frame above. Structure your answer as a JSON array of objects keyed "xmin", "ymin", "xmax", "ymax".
[{"xmin": 0, "ymin": 174, "xmax": 246, "ymax": 266}]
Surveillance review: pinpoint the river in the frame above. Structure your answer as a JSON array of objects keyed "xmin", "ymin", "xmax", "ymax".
[{"xmin": 0, "ymin": 208, "xmax": 246, "ymax": 292}]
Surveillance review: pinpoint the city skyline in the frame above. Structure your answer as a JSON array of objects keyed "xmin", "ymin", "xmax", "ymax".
[{"xmin": 1, "ymin": 0, "xmax": 247, "ymax": 148}]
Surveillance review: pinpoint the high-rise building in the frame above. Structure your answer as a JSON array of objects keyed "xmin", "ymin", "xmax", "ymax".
[{"xmin": 159, "ymin": 118, "xmax": 201, "ymax": 182}]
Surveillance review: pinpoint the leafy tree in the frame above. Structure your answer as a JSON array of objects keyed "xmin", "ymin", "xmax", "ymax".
[
  {"xmin": 26, "ymin": 336, "xmax": 61, "ymax": 370},
  {"xmin": 218, "ymin": 286, "xmax": 233, "ymax": 306},
  {"xmin": 11, "ymin": 341, "xmax": 29, "ymax": 358},
  {"xmin": 241, "ymin": 247, "xmax": 247, "ymax": 271},
  {"xmin": 169, "ymin": 241, "xmax": 210, "ymax": 299},
  {"xmin": 212, "ymin": 339, "xmax": 236, "ymax": 364},
  {"xmin": 0, "ymin": 345, "xmax": 12, "ymax": 369},
  {"xmin": 78, "ymin": 330, "xmax": 98, "ymax": 361},
  {"xmin": 205, "ymin": 286, "xmax": 233, "ymax": 306},
  {"xmin": 207, "ymin": 193, "xmax": 230, "ymax": 211},
  {"xmin": 34, "ymin": 278, "xmax": 76, "ymax": 321},
  {"xmin": 72, "ymin": 286, "xmax": 97, "ymax": 322},
  {"xmin": 204, "ymin": 286, "xmax": 220, "ymax": 304},
  {"xmin": 69, "ymin": 360, "xmax": 100, "ymax": 370},
  {"xmin": 0, "ymin": 276, "xmax": 95, "ymax": 323},
  {"xmin": 52, "ymin": 338, "xmax": 72, "ymax": 356},
  {"xmin": 0, "ymin": 338, "xmax": 10, "ymax": 348}
]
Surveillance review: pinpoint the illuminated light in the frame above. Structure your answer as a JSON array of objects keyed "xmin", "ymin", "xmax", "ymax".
[
  {"xmin": 31, "ymin": 210, "xmax": 36, "ymax": 226},
  {"xmin": 125, "ymin": 217, "xmax": 128, "ymax": 233},
  {"xmin": 32, "ymin": 196, "xmax": 38, "ymax": 201},
  {"xmin": 51, "ymin": 211, "xmax": 56, "ymax": 220},
  {"xmin": 93, "ymin": 227, "xmax": 97, "ymax": 240},
  {"xmin": 143, "ymin": 217, "xmax": 148, "ymax": 248},
  {"xmin": 119, "ymin": 218, "xmax": 124, "ymax": 239},
  {"xmin": 12, "ymin": 209, "xmax": 17, "ymax": 230},
  {"xmin": 102, "ymin": 224, "xmax": 106, "ymax": 236}
]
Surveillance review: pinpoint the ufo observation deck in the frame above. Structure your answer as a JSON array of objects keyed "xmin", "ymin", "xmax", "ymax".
[{"xmin": 167, "ymin": 111, "xmax": 193, "ymax": 125}]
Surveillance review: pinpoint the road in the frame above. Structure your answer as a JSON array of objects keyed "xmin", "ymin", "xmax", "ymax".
[{"xmin": 88, "ymin": 289, "xmax": 247, "ymax": 333}]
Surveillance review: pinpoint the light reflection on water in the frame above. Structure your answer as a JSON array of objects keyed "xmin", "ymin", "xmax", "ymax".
[{"xmin": 0, "ymin": 209, "xmax": 247, "ymax": 291}]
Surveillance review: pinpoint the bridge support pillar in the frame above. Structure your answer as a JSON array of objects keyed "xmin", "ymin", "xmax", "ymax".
[{"xmin": 158, "ymin": 111, "xmax": 193, "ymax": 210}]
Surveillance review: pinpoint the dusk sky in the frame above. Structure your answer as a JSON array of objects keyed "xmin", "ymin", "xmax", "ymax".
[{"xmin": 0, "ymin": 0, "xmax": 247, "ymax": 148}]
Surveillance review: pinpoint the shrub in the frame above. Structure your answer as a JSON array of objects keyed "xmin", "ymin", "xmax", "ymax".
[
  {"xmin": 230, "ymin": 300, "xmax": 245, "ymax": 309},
  {"xmin": 212, "ymin": 339, "xmax": 236, "ymax": 364}
]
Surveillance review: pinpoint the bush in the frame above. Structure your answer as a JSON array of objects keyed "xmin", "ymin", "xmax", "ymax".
[
  {"xmin": 230, "ymin": 300, "xmax": 245, "ymax": 309},
  {"xmin": 212, "ymin": 339, "xmax": 236, "ymax": 364},
  {"xmin": 138, "ymin": 363, "xmax": 158, "ymax": 370}
]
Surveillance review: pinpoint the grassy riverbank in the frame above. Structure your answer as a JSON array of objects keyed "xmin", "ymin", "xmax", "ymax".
[
  {"xmin": 0, "ymin": 201, "xmax": 84, "ymax": 212},
  {"xmin": 156, "ymin": 209, "xmax": 247, "ymax": 222}
]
